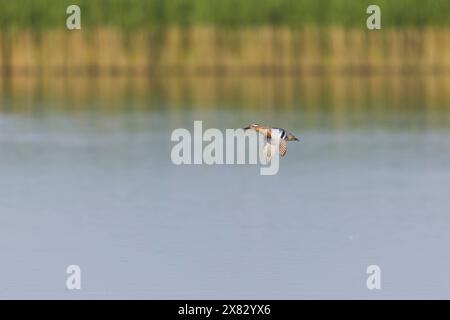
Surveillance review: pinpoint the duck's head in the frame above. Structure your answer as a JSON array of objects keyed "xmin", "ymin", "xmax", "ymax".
[{"xmin": 287, "ymin": 133, "xmax": 300, "ymax": 141}]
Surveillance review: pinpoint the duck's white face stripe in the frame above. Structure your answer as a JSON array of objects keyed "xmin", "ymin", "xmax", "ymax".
[
  {"xmin": 274, "ymin": 128, "xmax": 287, "ymax": 139},
  {"xmin": 272, "ymin": 128, "xmax": 287, "ymax": 139}
]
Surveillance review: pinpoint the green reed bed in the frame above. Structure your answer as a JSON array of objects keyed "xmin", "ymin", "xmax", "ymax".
[{"xmin": 0, "ymin": 0, "xmax": 449, "ymax": 31}]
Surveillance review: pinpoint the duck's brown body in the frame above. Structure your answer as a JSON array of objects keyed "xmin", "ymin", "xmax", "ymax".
[{"xmin": 243, "ymin": 124, "xmax": 299, "ymax": 159}]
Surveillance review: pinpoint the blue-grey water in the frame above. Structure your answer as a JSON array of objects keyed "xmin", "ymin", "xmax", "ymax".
[{"xmin": 1, "ymin": 109, "xmax": 450, "ymax": 299}]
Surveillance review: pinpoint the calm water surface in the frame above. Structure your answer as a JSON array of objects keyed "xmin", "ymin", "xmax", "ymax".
[{"xmin": 0, "ymin": 104, "xmax": 450, "ymax": 298}]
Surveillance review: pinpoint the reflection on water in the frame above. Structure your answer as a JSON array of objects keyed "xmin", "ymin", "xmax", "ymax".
[
  {"xmin": 1, "ymin": 74, "xmax": 450, "ymax": 124},
  {"xmin": 0, "ymin": 74, "xmax": 450, "ymax": 298}
]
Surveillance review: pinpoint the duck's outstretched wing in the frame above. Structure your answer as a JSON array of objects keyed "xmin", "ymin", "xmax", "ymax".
[
  {"xmin": 263, "ymin": 139, "xmax": 287, "ymax": 162},
  {"xmin": 263, "ymin": 141, "xmax": 274, "ymax": 162},
  {"xmin": 279, "ymin": 139, "xmax": 287, "ymax": 157}
]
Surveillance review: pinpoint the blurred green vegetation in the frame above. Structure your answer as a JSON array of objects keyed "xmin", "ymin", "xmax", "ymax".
[{"xmin": 0, "ymin": 0, "xmax": 449, "ymax": 30}]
